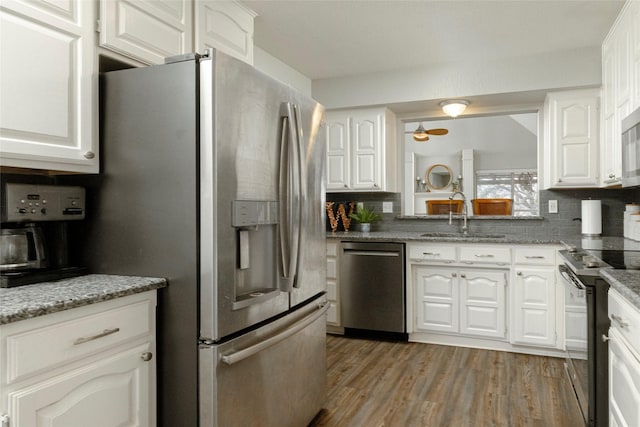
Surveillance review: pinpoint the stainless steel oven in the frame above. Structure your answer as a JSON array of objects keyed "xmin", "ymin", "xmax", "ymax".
[{"xmin": 558, "ymin": 249, "xmax": 611, "ymax": 427}]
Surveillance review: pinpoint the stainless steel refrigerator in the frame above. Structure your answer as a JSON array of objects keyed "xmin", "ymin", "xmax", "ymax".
[{"xmin": 86, "ymin": 49, "xmax": 327, "ymax": 427}]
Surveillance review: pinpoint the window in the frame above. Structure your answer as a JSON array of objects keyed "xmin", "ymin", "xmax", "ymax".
[{"xmin": 475, "ymin": 170, "xmax": 538, "ymax": 216}]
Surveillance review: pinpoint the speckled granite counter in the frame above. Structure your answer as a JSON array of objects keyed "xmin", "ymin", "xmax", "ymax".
[
  {"xmin": 327, "ymin": 231, "xmax": 640, "ymax": 251},
  {"xmin": 601, "ymin": 270, "xmax": 640, "ymax": 311},
  {"xmin": 0, "ymin": 274, "xmax": 167, "ymax": 325},
  {"xmin": 327, "ymin": 231, "xmax": 560, "ymax": 244}
]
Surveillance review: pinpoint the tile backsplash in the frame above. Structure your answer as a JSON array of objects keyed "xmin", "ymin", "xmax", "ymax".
[{"xmin": 327, "ymin": 188, "xmax": 640, "ymax": 239}]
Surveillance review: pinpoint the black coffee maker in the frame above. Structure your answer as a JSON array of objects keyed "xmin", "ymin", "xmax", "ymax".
[{"xmin": 0, "ymin": 183, "xmax": 87, "ymax": 287}]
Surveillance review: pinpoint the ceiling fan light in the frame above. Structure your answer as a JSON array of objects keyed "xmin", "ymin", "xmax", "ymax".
[
  {"xmin": 413, "ymin": 123, "xmax": 429, "ymax": 141},
  {"xmin": 439, "ymin": 100, "xmax": 470, "ymax": 117}
]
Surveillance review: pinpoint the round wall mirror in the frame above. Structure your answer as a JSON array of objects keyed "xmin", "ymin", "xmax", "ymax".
[{"xmin": 426, "ymin": 164, "xmax": 453, "ymax": 190}]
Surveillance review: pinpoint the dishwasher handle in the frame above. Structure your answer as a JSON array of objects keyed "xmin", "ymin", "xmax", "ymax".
[{"xmin": 343, "ymin": 249, "xmax": 400, "ymax": 257}]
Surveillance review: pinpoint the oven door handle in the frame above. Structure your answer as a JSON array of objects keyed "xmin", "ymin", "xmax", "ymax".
[{"xmin": 558, "ymin": 264, "xmax": 586, "ymax": 291}]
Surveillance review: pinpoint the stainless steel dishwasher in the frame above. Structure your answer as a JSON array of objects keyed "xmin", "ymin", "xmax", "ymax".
[{"xmin": 340, "ymin": 241, "xmax": 406, "ymax": 339}]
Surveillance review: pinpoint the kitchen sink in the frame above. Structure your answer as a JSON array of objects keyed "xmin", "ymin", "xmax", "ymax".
[{"xmin": 420, "ymin": 232, "xmax": 506, "ymax": 239}]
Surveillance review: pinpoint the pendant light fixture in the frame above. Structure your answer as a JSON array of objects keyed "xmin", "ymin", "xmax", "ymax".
[{"xmin": 439, "ymin": 99, "xmax": 470, "ymax": 117}]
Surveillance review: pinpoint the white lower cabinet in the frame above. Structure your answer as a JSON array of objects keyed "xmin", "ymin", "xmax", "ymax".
[
  {"xmin": 326, "ymin": 241, "xmax": 341, "ymax": 330},
  {"xmin": 409, "ymin": 242, "xmax": 563, "ymax": 354},
  {"xmin": 511, "ymin": 267, "xmax": 558, "ymax": 347},
  {"xmin": 0, "ymin": 291, "xmax": 157, "ymax": 427},
  {"xmin": 608, "ymin": 289, "xmax": 640, "ymax": 427},
  {"xmin": 414, "ymin": 266, "xmax": 506, "ymax": 339}
]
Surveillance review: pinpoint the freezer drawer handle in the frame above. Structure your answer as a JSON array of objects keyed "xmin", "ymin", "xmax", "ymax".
[
  {"xmin": 73, "ymin": 328, "xmax": 120, "ymax": 345},
  {"xmin": 220, "ymin": 303, "xmax": 329, "ymax": 365}
]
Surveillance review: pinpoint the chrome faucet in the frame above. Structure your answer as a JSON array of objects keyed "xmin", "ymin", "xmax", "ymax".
[{"xmin": 449, "ymin": 191, "xmax": 469, "ymax": 235}]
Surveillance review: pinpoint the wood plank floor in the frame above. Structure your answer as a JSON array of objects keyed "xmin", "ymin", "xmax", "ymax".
[{"xmin": 309, "ymin": 335, "xmax": 584, "ymax": 427}]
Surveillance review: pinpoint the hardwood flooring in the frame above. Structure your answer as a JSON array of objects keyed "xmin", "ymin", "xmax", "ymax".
[{"xmin": 309, "ymin": 335, "xmax": 584, "ymax": 427}]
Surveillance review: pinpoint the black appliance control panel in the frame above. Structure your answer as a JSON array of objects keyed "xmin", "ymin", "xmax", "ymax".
[{"xmin": 2, "ymin": 183, "xmax": 86, "ymax": 222}]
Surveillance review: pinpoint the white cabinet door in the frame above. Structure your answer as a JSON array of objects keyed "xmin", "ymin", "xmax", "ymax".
[
  {"xmin": 8, "ymin": 343, "xmax": 154, "ymax": 427},
  {"xmin": 564, "ymin": 278, "xmax": 587, "ymax": 351},
  {"xmin": 511, "ymin": 267, "xmax": 557, "ymax": 347},
  {"xmin": 325, "ymin": 117, "xmax": 351, "ymax": 191},
  {"xmin": 325, "ymin": 108, "xmax": 396, "ymax": 192},
  {"xmin": 350, "ymin": 112, "xmax": 382, "ymax": 190},
  {"xmin": 99, "ymin": 0, "xmax": 193, "ymax": 65},
  {"xmin": 195, "ymin": 0, "xmax": 256, "ymax": 64},
  {"xmin": 601, "ymin": 1, "xmax": 640, "ymax": 186},
  {"xmin": 459, "ymin": 270, "xmax": 506, "ymax": 339},
  {"xmin": 0, "ymin": 0, "xmax": 97, "ymax": 173},
  {"xmin": 608, "ymin": 327, "xmax": 640, "ymax": 427},
  {"xmin": 414, "ymin": 267, "xmax": 459, "ymax": 333},
  {"xmin": 545, "ymin": 89, "xmax": 599, "ymax": 188}
]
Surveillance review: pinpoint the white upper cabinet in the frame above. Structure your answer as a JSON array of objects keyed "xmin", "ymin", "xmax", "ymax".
[
  {"xmin": 0, "ymin": 0, "xmax": 98, "ymax": 173},
  {"xmin": 325, "ymin": 108, "xmax": 397, "ymax": 192},
  {"xmin": 195, "ymin": 0, "xmax": 256, "ymax": 64},
  {"xmin": 601, "ymin": 0, "xmax": 640, "ymax": 186},
  {"xmin": 543, "ymin": 88, "xmax": 600, "ymax": 188},
  {"xmin": 99, "ymin": 0, "xmax": 193, "ymax": 65}
]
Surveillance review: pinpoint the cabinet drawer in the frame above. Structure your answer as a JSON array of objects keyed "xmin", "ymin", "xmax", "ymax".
[
  {"xmin": 513, "ymin": 247, "xmax": 557, "ymax": 265},
  {"xmin": 4, "ymin": 297, "xmax": 154, "ymax": 384},
  {"xmin": 459, "ymin": 246, "xmax": 510, "ymax": 265},
  {"xmin": 609, "ymin": 289, "xmax": 640, "ymax": 356},
  {"xmin": 409, "ymin": 244, "xmax": 456, "ymax": 263},
  {"xmin": 326, "ymin": 241, "xmax": 339, "ymax": 257}
]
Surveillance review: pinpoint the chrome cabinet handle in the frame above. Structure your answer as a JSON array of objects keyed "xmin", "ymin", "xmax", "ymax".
[
  {"xmin": 525, "ymin": 256, "xmax": 545, "ymax": 259},
  {"xmin": 474, "ymin": 254, "xmax": 494, "ymax": 258},
  {"xmin": 611, "ymin": 314, "xmax": 630, "ymax": 329},
  {"xmin": 141, "ymin": 352, "xmax": 153, "ymax": 362},
  {"xmin": 460, "ymin": 273, "xmax": 466, "ymax": 278},
  {"xmin": 602, "ymin": 334, "xmax": 610, "ymax": 342},
  {"xmin": 84, "ymin": 151, "xmax": 95, "ymax": 159},
  {"xmin": 423, "ymin": 252, "xmax": 440, "ymax": 256},
  {"xmin": 73, "ymin": 327, "xmax": 120, "ymax": 345},
  {"xmin": 344, "ymin": 184, "xmax": 348, "ymax": 188},
  {"xmin": 517, "ymin": 271, "xmax": 523, "ymax": 276},
  {"xmin": 451, "ymin": 272, "xmax": 457, "ymax": 277},
  {"xmin": 609, "ymin": 173, "xmax": 615, "ymax": 178}
]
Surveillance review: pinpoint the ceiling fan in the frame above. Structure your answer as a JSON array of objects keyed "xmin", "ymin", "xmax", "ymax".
[{"xmin": 412, "ymin": 123, "xmax": 449, "ymax": 142}]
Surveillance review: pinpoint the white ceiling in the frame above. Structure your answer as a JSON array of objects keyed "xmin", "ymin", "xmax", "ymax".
[{"xmin": 242, "ymin": 0, "xmax": 625, "ymax": 82}]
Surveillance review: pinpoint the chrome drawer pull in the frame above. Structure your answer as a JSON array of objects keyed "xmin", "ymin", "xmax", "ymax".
[
  {"xmin": 73, "ymin": 327, "xmax": 120, "ymax": 345},
  {"xmin": 474, "ymin": 254, "xmax": 494, "ymax": 258},
  {"xmin": 525, "ymin": 256, "xmax": 545, "ymax": 259},
  {"xmin": 611, "ymin": 314, "xmax": 630, "ymax": 329},
  {"xmin": 423, "ymin": 252, "xmax": 440, "ymax": 256}
]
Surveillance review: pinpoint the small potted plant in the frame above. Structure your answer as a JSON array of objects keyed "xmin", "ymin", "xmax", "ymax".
[{"xmin": 349, "ymin": 205, "xmax": 381, "ymax": 233}]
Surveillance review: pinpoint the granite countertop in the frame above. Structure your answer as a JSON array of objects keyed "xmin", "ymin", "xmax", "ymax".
[
  {"xmin": 327, "ymin": 231, "xmax": 640, "ymax": 251},
  {"xmin": 601, "ymin": 269, "xmax": 640, "ymax": 311},
  {"xmin": 326, "ymin": 231, "xmax": 561, "ymax": 244},
  {"xmin": 0, "ymin": 274, "xmax": 167, "ymax": 325}
]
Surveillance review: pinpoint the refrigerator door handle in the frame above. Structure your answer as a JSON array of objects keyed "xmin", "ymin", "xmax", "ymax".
[
  {"xmin": 220, "ymin": 302, "xmax": 329, "ymax": 365},
  {"xmin": 278, "ymin": 102, "xmax": 302, "ymax": 292}
]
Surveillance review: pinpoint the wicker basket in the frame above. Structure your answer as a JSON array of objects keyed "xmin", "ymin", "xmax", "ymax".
[
  {"xmin": 426, "ymin": 200, "xmax": 464, "ymax": 215},
  {"xmin": 472, "ymin": 198, "xmax": 512, "ymax": 215}
]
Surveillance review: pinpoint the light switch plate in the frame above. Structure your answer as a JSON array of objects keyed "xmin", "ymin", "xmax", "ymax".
[
  {"xmin": 382, "ymin": 201, "xmax": 393, "ymax": 213},
  {"xmin": 548, "ymin": 200, "xmax": 558, "ymax": 214}
]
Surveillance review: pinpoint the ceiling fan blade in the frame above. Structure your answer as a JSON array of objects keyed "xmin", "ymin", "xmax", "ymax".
[{"xmin": 426, "ymin": 128, "xmax": 449, "ymax": 136}]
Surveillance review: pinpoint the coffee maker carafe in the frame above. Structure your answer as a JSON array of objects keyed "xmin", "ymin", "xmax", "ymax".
[
  {"xmin": 1, "ymin": 183, "xmax": 86, "ymax": 287},
  {"xmin": 0, "ymin": 225, "xmax": 47, "ymax": 271}
]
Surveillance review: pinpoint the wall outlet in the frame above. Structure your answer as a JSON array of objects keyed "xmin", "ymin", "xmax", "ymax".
[
  {"xmin": 382, "ymin": 201, "xmax": 393, "ymax": 213},
  {"xmin": 357, "ymin": 202, "xmax": 364, "ymax": 210},
  {"xmin": 548, "ymin": 200, "xmax": 558, "ymax": 214}
]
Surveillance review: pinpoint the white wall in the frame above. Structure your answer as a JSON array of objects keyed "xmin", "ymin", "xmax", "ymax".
[
  {"xmin": 312, "ymin": 47, "xmax": 601, "ymax": 109},
  {"xmin": 407, "ymin": 113, "xmax": 538, "ymax": 175},
  {"xmin": 254, "ymin": 47, "xmax": 312, "ymax": 96}
]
